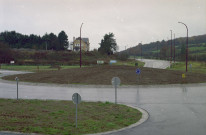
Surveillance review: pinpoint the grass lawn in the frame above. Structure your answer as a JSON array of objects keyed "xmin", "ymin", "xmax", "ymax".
[
  {"xmin": 0, "ymin": 59, "xmax": 144, "ymax": 72},
  {"xmin": 0, "ymin": 65, "xmax": 87, "ymax": 72},
  {"xmin": 168, "ymin": 61, "xmax": 206, "ymax": 74},
  {"xmin": 0, "ymin": 99, "xmax": 141, "ymax": 135},
  {"xmin": 114, "ymin": 59, "xmax": 144, "ymax": 67}
]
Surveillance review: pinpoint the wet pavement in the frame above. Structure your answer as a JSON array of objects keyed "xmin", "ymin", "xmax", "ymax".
[
  {"xmin": 0, "ymin": 70, "xmax": 206, "ymax": 135},
  {"xmin": 138, "ymin": 59, "xmax": 171, "ymax": 69}
]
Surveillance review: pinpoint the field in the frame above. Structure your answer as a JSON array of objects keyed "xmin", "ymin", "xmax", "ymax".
[
  {"xmin": 0, "ymin": 99, "xmax": 141, "ymax": 135},
  {"xmin": 169, "ymin": 61, "xmax": 206, "ymax": 74},
  {"xmin": 3, "ymin": 65, "xmax": 206, "ymax": 85}
]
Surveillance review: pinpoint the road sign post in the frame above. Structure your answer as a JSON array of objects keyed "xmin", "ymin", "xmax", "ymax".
[
  {"xmin": 15, "ymin": 77, "xmax": 19, "ymax": 100},
  {"xmin": 189, "ymin": 64, "xmax": 192, "ymax": 71},
  {"xmin": 72, "ymin": 93, "xmax": 81, "ymax": 128},
  {"xmin": 115, "ymin": 84, "xmax": 117, "ymax": 104},
  {"xmin": 111, "ymin": 77, "xmax": 121, "ymax": 104},
  {"xmin": 136, "ymin": 68, "xmax": 141, "ymax": 83}
]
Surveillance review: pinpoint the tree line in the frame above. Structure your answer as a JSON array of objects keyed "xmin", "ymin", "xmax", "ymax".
[{"xmin": 0, "ymin": 31, "xmax": 69, "ymax": 51}]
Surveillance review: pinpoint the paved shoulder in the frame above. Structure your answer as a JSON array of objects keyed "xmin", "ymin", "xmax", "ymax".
[
  {"xmin": 0, "ymin": 70, "xmax": 32, "ymax": 78},
  {"xmin": 137, "ymin": 59, "xmax": 170, "ymax": 69}
]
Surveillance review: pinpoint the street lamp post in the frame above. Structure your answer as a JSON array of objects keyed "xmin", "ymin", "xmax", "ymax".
[
  {"xmin": 141, "ymin": 41, "xmax": 142, "ymax": 60},
  {"xmin": 178, "ymin": 22, "xmax": 188, "ymax": 72},
  {"xmin": 167, "ymin": 37, "xmax": 169, "ymax": 61},
  {"xmin": 80, "ymin": 23, "xmax": 83, "ymax": 68},
  {"xmin": 174, "ymin": 33, "xmax": 175, "ymax": 63},
  {"xmin": 170, "ymin": 30, "xmax": 173, "ymax": 64},
  {"xmin": 157, "ymin": 41, "xmax": 158, "ymax": 59}
]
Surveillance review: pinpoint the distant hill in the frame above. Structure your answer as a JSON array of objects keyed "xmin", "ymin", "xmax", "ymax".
[{"xmin": 120, "ymin": 34, "xmax": 206, "ymax": 61}]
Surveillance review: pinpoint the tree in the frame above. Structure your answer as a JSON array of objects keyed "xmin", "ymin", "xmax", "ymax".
[
  {"xmin": 42, "ymin": 33, "xmax": 50, "ymax": 50},
  {"xmin": 98, "ymin": 33, "xmax": 117, "ymax": 55},
  {"xmin": 58, "ymin": 31, "xmax": 69, "ymax": 50},
  {"xmin": 48, "ymin": 33, "xmax": 59, "ymax": 50},
  {"xmin": 0, "ymin": 31, "xmax": 70, "ymax": 50}
]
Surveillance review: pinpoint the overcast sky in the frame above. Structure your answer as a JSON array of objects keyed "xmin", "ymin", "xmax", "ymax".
[{"xmin": 0, "ymin": 0, "xmax": 206, "ymax": 51}]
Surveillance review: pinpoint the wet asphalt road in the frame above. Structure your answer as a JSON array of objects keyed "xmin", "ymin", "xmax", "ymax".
[
  {"xmin": 138, "ymin": 59, "xmax": 171, "ymax": 69},
  {"xmin": 0, "ymin": 68, "xmax": 206, "ymax": 135}
]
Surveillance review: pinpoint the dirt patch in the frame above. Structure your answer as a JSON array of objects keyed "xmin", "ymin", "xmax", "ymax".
[{"xmin": 2, "ymin": 65, "xmax": 206, "ymax": 85}]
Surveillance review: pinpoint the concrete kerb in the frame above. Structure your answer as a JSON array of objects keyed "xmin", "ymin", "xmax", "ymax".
[
  {"xmin": 1, "ymin": 77, "xmax": 206, "ymax": 89},
  {"xmin": 86, "ymin": 105, "xmax": 149, "ymax": 135},
  {"xmin": 0, "ymin": 131, "xmax": 43, "ymax": 135}
]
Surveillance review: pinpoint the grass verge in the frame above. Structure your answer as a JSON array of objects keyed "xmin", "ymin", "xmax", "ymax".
[
  {"xmin": 114, "ymin": 59, "xmax": 144, "ymax": 67},
  {"xmin": 0, "ymin": 65, "xmax": 87, "ymax": 72},
  {"xmin": 0, "ymin": 59, "xmax": 143, "ymax": 72},
  {"xmin": 168, "ymin": 61, "xmax": 206, "ymax": 74},
  {"xmin": 0, "ymin": 99, "xmax": 142, "ymax": 135}
]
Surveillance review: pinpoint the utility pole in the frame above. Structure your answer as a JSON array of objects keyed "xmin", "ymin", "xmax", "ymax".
[
  {"xmin": 141, "ymin": 41, "xmax": 142, "ymax": 60},
  {"xmin": 170, "ymin": 30, "xmax": 173, "ymax": 64},
  {"xmin": 174, "ymin": 33, "xmax": 175, "ymax": 63},
  {"xmin": 157, "ymin": 41, "xmax": 158, "ymax": 59},
  {"xmin": 167, "ymin": 37, "xmax": 169, "ymax": 61}
]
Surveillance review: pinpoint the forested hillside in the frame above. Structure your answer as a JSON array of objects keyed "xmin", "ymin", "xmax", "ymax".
[{"xmin": 121, "ymin": 34, "xmax": 206, "ymax": 61}]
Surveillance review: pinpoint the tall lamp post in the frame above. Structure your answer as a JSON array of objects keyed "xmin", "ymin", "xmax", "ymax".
[
  {"xmin": 178, "ymin": 22, "xmax": 188, "ymax": 72},
  {"xmin": 157, "ymin": 41, "xmax": 158, "ymax": 59},
  {"xmin": 174, "ymin": 33, "xmax": 175, "ymax": 63},
  {"xmin": 141, "ymin": 41, "xmax": 142, "ymax": 60},
  {"xmin": 80, "ymin": 23, "xmax": 83, "ymax": 68},
  {"xmin": 170, "ymin": 30, "xmax": 173, "ymax": 64},
  {"xmin": 167, "ymin": 37, "xmax": 169, "ymax": 61}
]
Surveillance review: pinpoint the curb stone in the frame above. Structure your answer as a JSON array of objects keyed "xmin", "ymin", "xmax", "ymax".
[
  {"xmin": 0, "ymin": 131, "xmax": 42, "ymax": 135},
  {"xmin": 1, "ymin": 77, "xmax": 206, "ymax": 88}
]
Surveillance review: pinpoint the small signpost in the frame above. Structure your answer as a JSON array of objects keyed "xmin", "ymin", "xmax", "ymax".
[
  {"xmin": 136, "ymin": 68, "xmax": 141, "ymax": 75},
  {"xmin": 15, "ymin": 77, "xmax": 19, "ymax": 100},
  {"xmin": 72, "ymin": 93, "xmax": 81, "ymax": 128},
  {"xmin": 97, "ymin": 60, "xmax": 104, "ymax": 65},
  {"xmin": 182, "ymin": 73, "xmax": 186, "ymax": 83},
  {"xmin": 189, "ymin": 64, "xmax": 192, "ymax": 71},
  {"xmin": 109, "ymin": 60, "xmax": 117, "ymax": 65},
  {"xmin": 10, "ymin": 61, "xmax": 15, "ymax": 64},
  {"xmin": 136, "ymin": 68, "xmax": 141, "ymax": 84},
  {"xmin": 182, "ymin": 73, "xmax": 186, "ymax": 79},
  {"xmin": 111, "ymin": 77, "xmax": 121, "ymax": 104}
]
